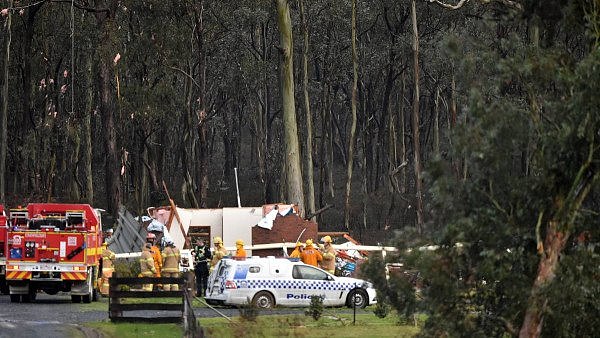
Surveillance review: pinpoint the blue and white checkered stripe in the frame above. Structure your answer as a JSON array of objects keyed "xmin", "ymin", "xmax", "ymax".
[{"xmin": 235, "ymin": 279, "xmax": 355, "ymax": 291}]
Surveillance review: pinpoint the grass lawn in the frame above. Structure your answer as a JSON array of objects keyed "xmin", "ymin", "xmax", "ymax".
[
  {"xmin": 84, "ymin": 300, "xmax": 422, "ymax": 338},
  {"xmin": 200, "ymin": 312, "xmax": 421, "ymax": 338},
  {"xmin": 86, "ymin": 322, "xmax": 183, "ymax": 338}
]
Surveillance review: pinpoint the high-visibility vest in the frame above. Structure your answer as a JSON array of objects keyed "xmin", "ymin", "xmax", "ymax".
[{"xmin": 300, "ymin": 245, "xmax": 323, "ymax": 267}]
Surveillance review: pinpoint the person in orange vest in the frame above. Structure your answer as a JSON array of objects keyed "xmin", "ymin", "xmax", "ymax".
[
  {"xmin": 139, "ymin": 243, "xmax": 157, "ymax": 291},
  {"xmin": 146, "ymin": 233, "xmax": 163, "ymax": 277},
  {"xmin": 161, "ymin": 239, "xmax": 181, "ymax": 291},
  {"xmin": 300, "ymin": 239, "xmax": 322, "ymax": 267},
  {"xmin": 290, "ymin": 242, "xmax": 303, "ymax": 259},
  {"xmin": 234, "ymin": 239, "xmax": 247, "ymax": 258},
  {"xmin": 99, "ymin": 242, "xmax": 115, "ymax": 295},
  {"xmin": 319, "ymin": 235, "xmax": 336, "ymax": 274}
]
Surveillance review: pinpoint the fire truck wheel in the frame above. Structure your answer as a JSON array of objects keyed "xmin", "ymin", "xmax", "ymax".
[
  {"xmin": 10, "ymin": 294, "xmax": 20, "ymax": 303},
  {"xmin": 82, "ymin": 269, "xmax": 94, "ymax": 303},
  {"xmin": 71, "ymin": 295, "xmax": 82, "ymax": 303},
  {"xmin": 28, "ymin": 290, "xmax": 37, "ymax": 302}
]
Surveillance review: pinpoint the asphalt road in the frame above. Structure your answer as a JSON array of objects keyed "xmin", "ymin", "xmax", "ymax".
[{"xmin": 0, "ymin": 292, "xmax": 372, "ymax": 337}]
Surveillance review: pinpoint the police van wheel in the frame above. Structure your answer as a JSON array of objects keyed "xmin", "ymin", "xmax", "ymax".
[
  {"xmin": 252, "ymin": 291, "xmax": 275, "ymax": 309},
  {"xmin": 347, "ymin": 289, "xmax": 368, "ymax": 309}
]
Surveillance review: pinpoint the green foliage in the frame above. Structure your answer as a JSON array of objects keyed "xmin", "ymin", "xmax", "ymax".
[
  {"xmin": 361, "ymin": 246, "xmax": 420, "ymax": 320},
  {"xmin": 373, "ymin": 301, "xmax": 391, "ymax": 319},
  {"xmin": 239, "ymin": 300, "xmax": 260, "ymax": 322},
  {"xmin": 305, "ymin": 295, "xmax": 324, "ymax": 321},
  {"xmin": 379, "ymin": 5, "xmax": 600, "ymax": 338},
  {"xmin": 114, "ymin": 259, "xmax": 140, "ymax": 278}
]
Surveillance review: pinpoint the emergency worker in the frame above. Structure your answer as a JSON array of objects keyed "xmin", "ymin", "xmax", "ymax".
[
  {"xmin": 139, "ymin": 243, "xmax": 156, "ymax": 291},
  {"xmin": 210, "ymin": 236, "xmax": 228, "ymax": 272},
  {"xmin": 99, "ymin": 242, "xmax": 115, "ymax": 295},
  {"xmin": 105, "ymin": 228, "xmax": 115, "ymax": 245},
  {"xmin": 319, "ymin": 235, "xmax": 336, "ymax": 274},
  {"xmin": 146, "ymin": 233, "xmax": 163, "ymax": 278},
  {"xmin": 192, "ymin": 238, "xmax": 212, "ymax": 296},
  {"xmin": 161, "ymin": 240, "xmax": 181, "ymax": 291},
  {"xmin": 290, "ymin": 242, "xmax": 303, "ymax": 259},
  {"xmin": 300, "ymin": 239, "xmax": 322, "ymax": 267},
  {"xmin": 234, "ymin": 239, "xmax": 246, "ymax": 258}
]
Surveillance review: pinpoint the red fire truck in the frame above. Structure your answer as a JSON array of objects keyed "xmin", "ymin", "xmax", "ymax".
[
  {"xmin": 5, "ymin": 203, "xmax": 103, "ymax": 303},
  {"xmin": 0, "ymin": 204, "xmax": 8, "ymax": 294}
]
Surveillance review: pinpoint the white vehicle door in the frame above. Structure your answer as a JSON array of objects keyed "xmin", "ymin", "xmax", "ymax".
[
  {"xmin": 290, "ymin": 265, "xmax": 339, "ymax": 306},
  {"xmin": 206, "ymin": 260, "xmax": 231, "ymax": 297}
]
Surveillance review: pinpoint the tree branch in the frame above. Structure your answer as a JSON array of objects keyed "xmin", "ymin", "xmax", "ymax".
[
  {"xmin": 51, "ymin": 0, "xmax": 110, "ymax": 13},
  {"xmin": 426, "ymin": 0, "xmax": 523, "ymax": 11},
  {"xmin": 427, "ymin": 0, "xmax": 470, "ymax": 10}
]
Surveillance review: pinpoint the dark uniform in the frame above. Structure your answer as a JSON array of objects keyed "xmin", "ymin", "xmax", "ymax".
[{"xmin": 192, "ymin": 242, "xmax": 212, "ymax": 296}]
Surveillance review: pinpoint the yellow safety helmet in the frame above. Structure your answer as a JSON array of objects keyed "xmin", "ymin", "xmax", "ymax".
[
  {"xmin": 322, "ymin": 235, "xmax": 332, "ymax": 243},
  {"xmin": 305, "ymin": 239, "xmax": 313, "ymax": 246},
  {"xmin": 236, "ymin": 239, "xmax": 244, "ymax": 246},
  {"xmin": 213, "ymin": 236, "xmax": 223, "ymax": 245},
  {"xmin": 295, "ymin": 242, "xmax": 303, "ymax": 247}
]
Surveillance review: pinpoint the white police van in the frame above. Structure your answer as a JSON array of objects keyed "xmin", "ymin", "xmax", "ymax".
[{"xmin": 204, "ymin": 256, "xmax": 377, "ymax": 309}]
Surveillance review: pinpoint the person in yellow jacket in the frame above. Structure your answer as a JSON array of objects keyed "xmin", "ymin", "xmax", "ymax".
[
  {"xmin": 234, "ymin": 239, "xmax": 247, "ymax": 258},
  {"xmin": 290, "ymin": 242, "xmax": 303, "ymax": 258},
  {"xmin": 161, "ymin": 240, "xmax": 181, "ymax": 291},
  {"xmin": 99, "ymin": 242, "xmax": 116, "ymax": 295},
  {"xmin": 300, "ymin": 239, "xmax": 322, "ymax": 267},
  {"xmin": 210, "ymin": 236, "xmax": 228, "ymax": 272},
  {"xmin": 319, "ymin": 235, "xmax": 336, "ymax": 274},
  {"xmin": 139, "ymin": 243, "xmax": 157, "ymax": 291}
]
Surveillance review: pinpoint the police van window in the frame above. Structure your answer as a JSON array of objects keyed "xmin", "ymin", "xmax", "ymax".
[
  {"xmin": 292, "ymin": 265, "xmax": 328, "ymax": 280},
  {"xmin": 249, "ymin": 266, "xmax": 260, "ymax": 273}
]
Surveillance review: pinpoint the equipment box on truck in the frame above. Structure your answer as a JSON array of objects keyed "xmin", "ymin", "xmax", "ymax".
[
  {"xmin": 5, "ymin": 203, "xmax": 103, "ymax": 303},
  {"xmin": 205, "ymin": 256, "xmax": 376, "ymax": 309}
]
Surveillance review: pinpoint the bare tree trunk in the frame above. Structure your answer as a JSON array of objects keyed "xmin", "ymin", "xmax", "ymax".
[
  {"xmin": 95, "ymin": 1, "xmax": 121, "ymax": 220},
  {"xmin": 299, "ymin": 0, "xmax": 316, "ymax": 219},
  {"xmin": 434, "ymin": 85, "xmax": 440, "ymax": 157},
  {"xmin": 519, "ymin": 220, "xmax": 568, "ymax": 338},
  {"xmin": 193, "ymin": 0, "xmax": 209, "ymax": 208},
  {"xmin": 344, "ymin": 0, "xmax": 359, "ymax": 229},
  {"xmin": 83, "ymin": 41, "xmax": 94, "ymax": 204},
  {"xmin": 182, "ymin": 59, "xmax": 199, "ymax": 207},
  {"xmin": 68, "ymin": 126, "xmax": 81, "ymax": 201},
  {"xmin": 276, "ymin": 0, "xmax": 305, "ymax": 213},
  {"xmin": 411, "ymin": 0, "xmax": 424, "ymax": 233},
  {"xmin": 259, "ymin": 23, "xmax": 270, "ymax": 203},
  {"xmin": 0, "ymin": 0, "xmax": 12, "ymax": 202},
  {"xmin": 400, "ymin": 74, "xmax": 407, "ymax": 195}
]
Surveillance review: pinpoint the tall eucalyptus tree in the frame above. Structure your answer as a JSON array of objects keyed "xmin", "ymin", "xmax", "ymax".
[
  {"xmin": 0, "ymin": 0, "xmax": 12, "ymax": 203},
  {"xmin": 275, "ymin": 0, "xmax": 304, "ymax": 213}
]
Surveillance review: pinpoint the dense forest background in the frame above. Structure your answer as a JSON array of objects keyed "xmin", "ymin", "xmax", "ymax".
[
  {"xmin": 0, "ymin": 0, "xmax": 476, "ymax": 237},
  {"xmin": 1, "ymin": 1, "xmax": 599, "ymax": 337}
]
